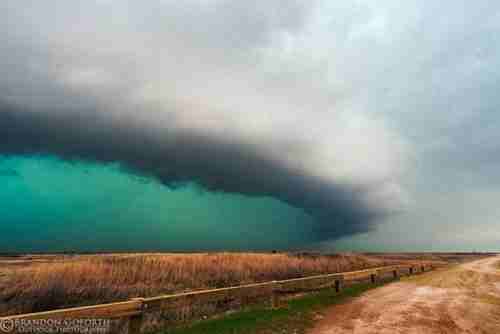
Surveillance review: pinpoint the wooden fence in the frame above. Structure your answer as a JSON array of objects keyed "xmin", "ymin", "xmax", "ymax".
[{"xmin": 0, "ymin": 263, "xmax": 440, "ymax": 334}]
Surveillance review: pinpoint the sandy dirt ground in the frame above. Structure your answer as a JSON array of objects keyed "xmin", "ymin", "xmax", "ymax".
[{"xmin": 310, "ymin": 255, "xmax": 500, "ymax": 334}]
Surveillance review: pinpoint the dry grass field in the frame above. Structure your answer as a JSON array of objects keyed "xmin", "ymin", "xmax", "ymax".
[
  {"xmin": 365, "ymin": 252, "xmax": 493, "ymax": 263},
  {"xmin": 0, "ymin": 252, "xmax": 405, "ymax": 316}
]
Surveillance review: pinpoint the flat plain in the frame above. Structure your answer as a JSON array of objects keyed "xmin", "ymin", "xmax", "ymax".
[
  {"xmin": 0, "ymin": 252, "xmax": 494, "ymax": 334},
  {"xmin": 309, "ymin": 255, "xmax": 500, "ymax": 334},
  {"xmin": 0, "ymin": 252, "xmax": 481, "ymax": 317},
  {"xmin": 0, "ymin": 252, "xmax": 396, "ymax": 316}
]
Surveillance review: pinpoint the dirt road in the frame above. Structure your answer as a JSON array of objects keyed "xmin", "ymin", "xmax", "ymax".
[{"xmin": 310, "ymin": 256, "xmax": 500, "ymax": 334}]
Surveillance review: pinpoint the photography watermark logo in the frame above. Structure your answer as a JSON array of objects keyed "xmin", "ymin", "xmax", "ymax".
[
  {"xmin": 0, "ymin": 318, "xmax": 111, "ymax": 333},
  {"xmin": 0, "ymin": 319, "xmax": 14, "ymax": 333}
]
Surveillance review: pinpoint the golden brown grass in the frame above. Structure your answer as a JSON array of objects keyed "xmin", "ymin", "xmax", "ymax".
[{"xmin": 0, "ymin": 252, "xmax": 394, "ymax": 316}]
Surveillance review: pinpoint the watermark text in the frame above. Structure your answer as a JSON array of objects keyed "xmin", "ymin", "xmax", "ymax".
[{"xmin": 0, "ymin": 318, "xmax": 111, "ymax": 333}]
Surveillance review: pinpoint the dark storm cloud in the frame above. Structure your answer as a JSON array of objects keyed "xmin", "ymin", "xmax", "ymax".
[
  {"xmin": 0, "ymin": 101, "xmax": 385, "ymax": 240},
  {"xmin": 0, "ymin": 0, "xmax": 407, "ymax": 242}
]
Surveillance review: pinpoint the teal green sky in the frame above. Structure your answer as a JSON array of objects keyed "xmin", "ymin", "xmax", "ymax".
[{"xmin": 0, "ymin": 155, "xmax": 318, "ymax": 252}]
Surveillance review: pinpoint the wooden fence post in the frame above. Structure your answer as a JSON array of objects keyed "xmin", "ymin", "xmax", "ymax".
[
  {"xmin": 270, "ymin": 283, "xmax": 281, "ymax": 309},
  {"xmin": 129, "ymin": 298, "xmax": 145, "ymax": 334},
  {"xmin": 393, "ymin": 269, "xmax": 400, "ymax": 280},
  {"xmin": 335, "ymin": 278, "xmax": 343, "ymax": 293},
  {"xmin": 271, "ymin": 292, "xmax": 279, "ymax": 309}
]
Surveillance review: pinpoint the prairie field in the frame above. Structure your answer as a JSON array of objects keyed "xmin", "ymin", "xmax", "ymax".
[{"xmin": 0, "ymin": 252, "xmax": 469, "ymax": 317}]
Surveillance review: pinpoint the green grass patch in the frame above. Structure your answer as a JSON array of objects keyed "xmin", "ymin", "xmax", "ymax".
[{"xmin": 161, "ymin": 282, "xmax": 386, "ymax": 334}]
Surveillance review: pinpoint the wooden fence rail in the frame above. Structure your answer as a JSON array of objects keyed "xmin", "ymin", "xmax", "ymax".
[{"xmin": 0, "ymin": 263, "xmax": 441, "ymax": 334}]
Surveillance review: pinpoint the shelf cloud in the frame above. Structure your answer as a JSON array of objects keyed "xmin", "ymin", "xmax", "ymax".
[{"xmin": 1, "ymin": 1, "xmax": 409, "ymax": 243}]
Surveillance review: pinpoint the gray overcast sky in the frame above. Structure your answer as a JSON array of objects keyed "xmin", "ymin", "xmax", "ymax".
[{"xmin": 1, "ymin": 1, "xmax": 500, "ymax": 251}]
